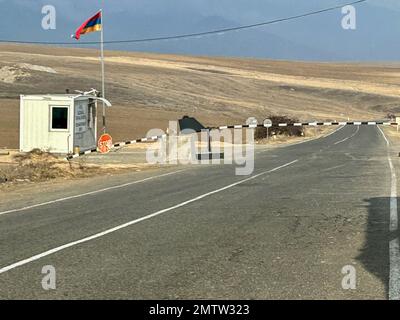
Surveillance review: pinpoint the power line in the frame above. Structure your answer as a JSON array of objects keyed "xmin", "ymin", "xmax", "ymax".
[{"xmin": 0, "ymin": 0, "xmax": 367, "ymax": 45}]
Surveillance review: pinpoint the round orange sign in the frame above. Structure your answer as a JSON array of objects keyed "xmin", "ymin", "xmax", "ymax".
[{"xmin": 98, "ymin": 134, "xmax": 113, "ymax": 154}]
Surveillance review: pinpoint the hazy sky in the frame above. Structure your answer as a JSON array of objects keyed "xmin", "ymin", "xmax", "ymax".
[{"xmin": 0, "ymin": 0, "xmax": 399, "ymax": 61}]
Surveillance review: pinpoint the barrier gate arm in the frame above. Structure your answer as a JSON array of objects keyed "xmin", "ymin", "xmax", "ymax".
[{"xmin": 66, "ymin": 120, "xmax": 399, "ymax": 160}]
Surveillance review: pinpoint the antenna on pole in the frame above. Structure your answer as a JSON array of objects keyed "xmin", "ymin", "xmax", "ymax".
[{"xmin": 100, "ymin": 6, "xmax": 106, "ymax": 134}]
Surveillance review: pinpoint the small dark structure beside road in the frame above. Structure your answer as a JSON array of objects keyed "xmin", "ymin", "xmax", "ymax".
[
  {"xmin": 255, "ymin": 115, "xmax": 304, "ymax": 140},
  {"xmin": 178, "ymin": 115, "xmax": 206, "ymax": 133}
]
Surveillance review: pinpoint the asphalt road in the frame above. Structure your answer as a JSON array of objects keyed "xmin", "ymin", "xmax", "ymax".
[{"xmin": 0, "ymin": 125, "xmax": 398, "ymax": 299}]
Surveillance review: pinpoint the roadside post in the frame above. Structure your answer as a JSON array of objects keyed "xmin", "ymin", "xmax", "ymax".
[
  {"xmin": 246, "ymin": 117, "xmax": 258, "ymax": 142},
  {"xmin": 263, "ymin": 119, "xmax": 273, "ymax": 140}
]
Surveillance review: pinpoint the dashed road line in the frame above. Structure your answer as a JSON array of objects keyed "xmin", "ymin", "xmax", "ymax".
[
  {"xmin": 334, "ymin": 126, "xmax": 360, "ymax": 145},
  {"xmin": 323, "ymin": 125, "xmax": 345, "ymax": 138}
]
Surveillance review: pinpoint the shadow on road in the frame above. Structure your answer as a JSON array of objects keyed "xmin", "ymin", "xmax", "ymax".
[{"xmin": 357, "ymin": 197, "xmax": 398, "ymax": 299}]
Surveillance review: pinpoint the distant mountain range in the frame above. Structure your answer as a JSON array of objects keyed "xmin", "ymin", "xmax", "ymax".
[{"xmin": 0, "ymin": 0, "xmax": 399, "ymax": 61}]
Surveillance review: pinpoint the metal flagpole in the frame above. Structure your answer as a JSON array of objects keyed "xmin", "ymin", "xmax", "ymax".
[{"xmin": 100, "ymin": 8, "xmax": 106, "ymax": 133}]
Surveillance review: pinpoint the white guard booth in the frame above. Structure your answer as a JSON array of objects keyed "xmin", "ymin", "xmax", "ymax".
[{"xmin": 20, "ymin": 94, "xmax": 111, "ymax": 154}]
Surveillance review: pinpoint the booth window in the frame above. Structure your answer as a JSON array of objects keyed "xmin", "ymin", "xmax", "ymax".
[{"xmin": 51, "ymin": 106, "xmax": 68, "ymax": 130}]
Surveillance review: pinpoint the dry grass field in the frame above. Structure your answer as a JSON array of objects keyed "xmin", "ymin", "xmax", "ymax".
[{"xmin": 1, "ymin": 44, "xmax": 400, "ymax": 149}]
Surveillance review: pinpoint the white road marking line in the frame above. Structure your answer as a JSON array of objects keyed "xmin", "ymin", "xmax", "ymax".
[
  {"xmin": 333, "ymin": 126, "xmax": 359, "ymax": 145},
  {"xmin": 377, "ymin": 125, "xmax": 400, "ymax": 300},
  {"xmin": 258, "ymin": 125, "xmax": 345, "ymax": 153},
  {"xmin": 0, "ymin": 160, "xmax": 298, "ymax": 275},
  {"xmin": 0, "ymin": 170, "xmax": 185, "ymax": 217},
  {"xmin": 323, "ymin": 125, "xmax": 345, "ymax": 138},
  {"xmin": 390, "ymin": 239, "xmax": 400, "ymax": 300},
  {"xmin": 388, "ymin": 159, "xmax": 398, "ymax": 234},
  {"xmin": 320, "ymin": 164, "xmax": 346, "ymax": 173},
  {"xmin": 377, "ymin": 126, "xmax": 390, "ymax": 146}
]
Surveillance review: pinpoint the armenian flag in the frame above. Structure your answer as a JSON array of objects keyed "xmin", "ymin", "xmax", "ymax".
[{"xmin": 72, "ymin": 11, "xmax": 102, "ymax": 40}]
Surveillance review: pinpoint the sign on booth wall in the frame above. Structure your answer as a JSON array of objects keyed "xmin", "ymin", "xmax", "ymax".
[{"xmin": 75, "ymin": 104, "xmax": 88, "ymax": 133}]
